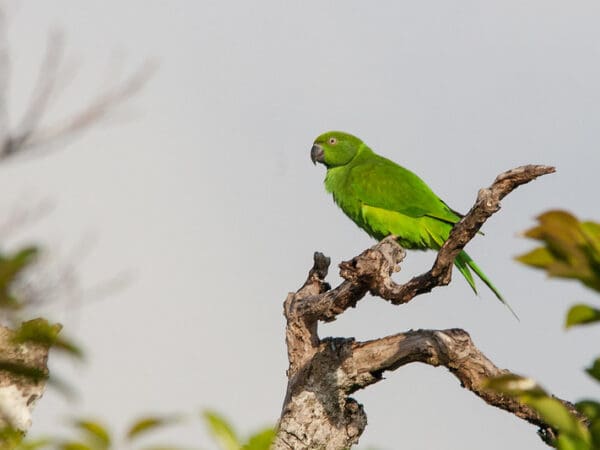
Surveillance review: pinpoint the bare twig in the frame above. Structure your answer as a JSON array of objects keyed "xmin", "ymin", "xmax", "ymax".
[
  {"xmin": 0, "ymin": 196, "xmax": 54, "ymax": 239},
  {"xmin": 8, "ymin": 31, "xmax": 65, "ymax": 153},
  {"xmin": 19, "ymin": 60, "xmax": 157, "ymax": 153},
  {"xmin": 0, "ymin": 21, "xmax": 157, "ymax": 161}
]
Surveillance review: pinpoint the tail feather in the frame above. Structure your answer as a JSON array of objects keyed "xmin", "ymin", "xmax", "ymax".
[
  {"xmin": 455, "ymin": 251, "xmax": 519, "ymax": 320},
  {"xmin": 454, "ymin": 255, "xmax": 477, "ymax": 295}
]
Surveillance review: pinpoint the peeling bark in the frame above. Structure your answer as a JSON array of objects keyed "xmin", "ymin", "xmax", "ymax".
[{"xmin": 273, "ymin": 165, "xmax": 581, "ymax": 450}]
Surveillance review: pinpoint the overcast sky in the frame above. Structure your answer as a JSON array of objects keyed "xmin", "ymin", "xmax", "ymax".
[{"xmin": 3, "ymin": 1, "xmax": 600, "ymax": 449}]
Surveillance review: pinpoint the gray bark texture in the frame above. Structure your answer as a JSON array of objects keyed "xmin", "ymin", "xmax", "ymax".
[
  {"xmin": 273, "ymin": 165, "xmax": 584, "ymax": 450},
  {"xmin": 0, "ymin": 319, "xmax": 53, "ymax": 432}
]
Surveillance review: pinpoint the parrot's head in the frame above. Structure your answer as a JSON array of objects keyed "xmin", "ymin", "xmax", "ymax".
[{"xmin": 311, "ymin": 131, "xmax": 363, "ymax": 168}]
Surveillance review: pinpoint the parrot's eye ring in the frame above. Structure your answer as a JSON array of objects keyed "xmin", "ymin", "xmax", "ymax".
[{"xmin": 328, "ymin": 137, "xmax": 337, "ymax": 145}]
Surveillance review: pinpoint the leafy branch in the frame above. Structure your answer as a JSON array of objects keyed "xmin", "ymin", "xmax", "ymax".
[{"xmin": 486, "ymin": 210, "xmax": 600, "ymax": 449}]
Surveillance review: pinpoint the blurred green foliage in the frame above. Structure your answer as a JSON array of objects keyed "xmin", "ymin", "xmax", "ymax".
[
  {"xmin": 0, "ymin": 229, "xmax": 275, "ymax": 450},
  {"xmin": 202, "ymin": 411, "xmax": 275, "ymax": 450},
  {"xmin": 0, "ymin": 411, "xmax": 275, "ymax": 450},
  {"xmin": 517, "ymin": 210, "xmax": 600, "ymax": 294},
  {"xmin": 485, "ymin": 375, "xmax": 592, "ymax": 449},
  {"xmin": 0, "ymin": 250, "xmax": 80, "ymax": 390},
  {"xmin": 12, "ymin": 319, "xmax": 83, "ymax": 360},
  {"xmin": 486, "ymin": 210, "xmax": 600, "ymax": 449},
  {"xmin": 0, "ymin": 247, "xmax": 39, "ymax": 310}
]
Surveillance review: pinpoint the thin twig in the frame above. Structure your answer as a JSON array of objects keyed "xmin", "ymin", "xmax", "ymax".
[
  {"xmin": 9, "ymin": 31, "xmax": 65, "ymax": 153},
  {"xmin": 0, "ymin": 22, "xmax": 157, "ymax": 161},
  {"xmin": 20, "ymin": 60, "xmax": 157, "ymax": 152}
]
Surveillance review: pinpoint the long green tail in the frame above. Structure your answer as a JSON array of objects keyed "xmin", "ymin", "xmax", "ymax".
[{"xmin": 454, "ymin": 251, "xmax": 519, "ymax": 320}]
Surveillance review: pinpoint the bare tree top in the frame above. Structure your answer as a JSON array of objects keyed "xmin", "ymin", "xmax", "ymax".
[{"xmin": 0, "ymin": 12, "xmax": 156, "ymax": 162}]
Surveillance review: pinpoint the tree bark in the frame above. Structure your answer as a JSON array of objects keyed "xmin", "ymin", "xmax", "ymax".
[
  {"xmin": 273, "ymin": 165, "xmax": 583, "ymax": 450},
  {"xmin": 0, "ymin": 319, "xmax": 53, "ymax": 432}
]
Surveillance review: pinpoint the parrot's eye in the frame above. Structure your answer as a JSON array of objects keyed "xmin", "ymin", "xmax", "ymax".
[{"xmin": 328, "ymin": 137, "xmax": 337, "ymax": 145}]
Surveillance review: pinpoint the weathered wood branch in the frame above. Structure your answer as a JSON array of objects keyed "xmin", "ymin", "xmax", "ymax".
[
  {"xmin": 0, "ymin": 320, "xmax": 53, "ymax": 432},
  {"xmin": 351, "ymin": 329, "xmax": 582, "ymax": 443},
  {"xmin": 274, "ymin": 165, "xmax": 573, "ymax": 450}
]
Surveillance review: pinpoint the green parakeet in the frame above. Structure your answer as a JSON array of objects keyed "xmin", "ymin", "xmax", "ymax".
[{"xmin": 311, "ymin": 130, "xmax": 515, "ymax": 315}]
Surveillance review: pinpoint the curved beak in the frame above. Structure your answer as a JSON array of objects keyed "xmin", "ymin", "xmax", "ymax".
[{"xmin": 310, "ymin": 144, "xmax": 324, "ymax": 165}]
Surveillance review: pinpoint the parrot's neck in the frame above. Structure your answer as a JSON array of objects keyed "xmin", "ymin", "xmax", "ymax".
[
  {"xmin": 324, "ymin": 143, "xmax": 372, "ymax": 190},
  {"xmin": 324, "ymin": 143, "xmax": 373, "ymax": 219}
]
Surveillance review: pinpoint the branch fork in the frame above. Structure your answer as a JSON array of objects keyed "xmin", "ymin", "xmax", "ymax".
[{"xmin": 274, "ymin": 165, "xmax": 577, "ymax": 450}]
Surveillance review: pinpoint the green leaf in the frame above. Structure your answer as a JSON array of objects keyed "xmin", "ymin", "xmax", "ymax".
[
  {"xmin": 126, "ymin": 415, "xmax": 180, "ymax": 441},
  {"xmin": 517, "ymin": 210, "xmax": 600, "ymax": 293},
  {"xmin": 576, "ymin": 400, "xmax": 600, "ymax": 421},
  {"xmin": 566, "ymin": 304, "xmax": 600, "ymax": 328},
  {"xmin": 0, "ymin": 426, "xmax": 24, "ymax": 450},
  {"xmin": 555, "ymin": 433, "xmax": 590, "ymax": 450},
  {"xmin": 12, "ymin": 319, "xmax": 83, "ymax": 359},
  {"xmin": 0, "ymin": 247, "xmax": 39, "ymax": 308},
  {"xmin": 483, "ymin": 374, "xmax": 547, "ymax": 397},
  {"xmin": 202, "ymin": 411, "xmax": 240, "ymax": 450},
  {"xmin": 242, "ymin": 427, "xmax": 276, "ymax": 450},
  {"xmin": 0, "ymin": 247, "xmax": 39, "ymax": 285},
  {"xmin": 485, "ymin": 375, "xmax": 590, "ymax": 444},
  {"xmin": 585, "ymin": 358, "xmax": 600, "ymax": 382},
  {"xmin": 590, "ymin": 418, "xmax": 600, "ymax": 448},
  {"xmin": 525, "ymin": 396, "xmax": 590, "ymax": 443},
  {"xmin": 50, "ymin": 336, "xmax": 84, "ymax": 359},
  {"xmin": 16, "ymin": 438, "xmax": 53, "ymax": 450},
  {"xmin": 72, "ymin": 420, "xmax": 110, "ymax": 449},
  {"xmin": 12, "ymin": 319, "xmax": 61, "ymax": 345},
  {"xmin": 58, "ymin": 442, "xmax": 93, "ymax": 450},
  {"xmin": 516, "ymin": 247, "xmax": 556, "ymax": 269},
  {"xmin": 582, "ymin": 221, "xmax": 600, "ymax": 259}
]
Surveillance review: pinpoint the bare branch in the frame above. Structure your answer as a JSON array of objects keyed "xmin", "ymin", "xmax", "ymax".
[
  {"xmin": 275, "ymin": 165, "xmax": 567, "ymax": 449},
  {"xmin": 350, "ymin": 329, "xmax": 582, "ymax": 439},
  {"xmin": 0, "ymin": 19, "xmax": 157, "ymax": 161},
  {"xmin": 0, "ymin": 196, "xmax": 54, "ymax": 240},
  {"xmin": 7, "ymin": 31, "xmax": 65, "ymax": 154},
  {"xmin": 19, "ymin": 60, "xmax": 157, "ymax": 153}
]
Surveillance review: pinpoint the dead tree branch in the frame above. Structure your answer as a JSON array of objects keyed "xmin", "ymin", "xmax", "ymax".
[
  {"xmin": 17, "ymin": 60, "xmax": 156, "ymax": 154},
  {"xmin": 0, "ymin": 21, "xmax": 156, "ymax": 161},
  {"xmin": 0, "ymin": 320, "xmax": 53, "ymax": 432},
  {"xmin": 274, "ymin": 165, "xmax": 575, "ymax": 450},
  {"xmin": 10, "ymin": 32, "xmax": 65, "ymax": 151}
]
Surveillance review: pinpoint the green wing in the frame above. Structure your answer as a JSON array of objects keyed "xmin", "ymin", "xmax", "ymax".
[
  {"xmin": 348, "ymin": 153, "xmax": 461, "ymax": 224},
  {"xmin": 346, "ymin": 153, "xmax": 462, "ymax": 249}
]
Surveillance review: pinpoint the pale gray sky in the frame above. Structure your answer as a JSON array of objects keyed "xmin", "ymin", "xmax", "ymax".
[{"xmin": 2, "ymin": 1, "xmax": 600, "ymax": 448}]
